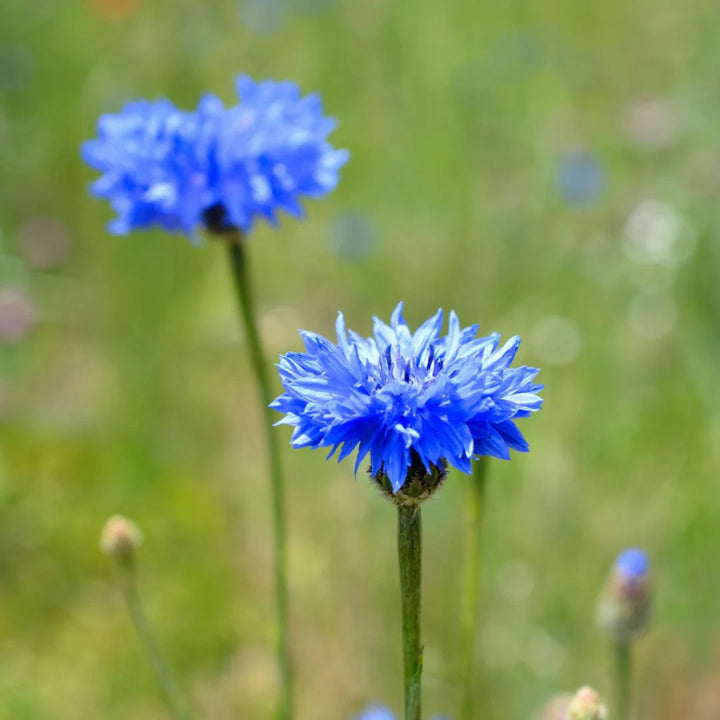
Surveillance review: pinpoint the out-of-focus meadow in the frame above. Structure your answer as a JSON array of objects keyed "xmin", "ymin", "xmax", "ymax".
[{"xmin": 2, "ymin": 0, "xmax": 720, "ymax": 718}]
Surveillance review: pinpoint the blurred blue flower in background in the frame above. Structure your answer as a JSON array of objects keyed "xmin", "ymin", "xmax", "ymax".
[
  {"xmin": 597, "ymin": 548, "xmax": 651, "ymax": 641},
  {"xmin": 352, "ymin": 706, "xmax": 448, "ymax": 720},
  {"xmin": 557, "ymin": 150, "xmax": 605, "ymax": 207},
  {"xmin": 355, "ymin": 707, "xmax": 395, "ymax": 720},
  {"xmin": 83, "ymin": 99, "xmax": 207, "ymax": 236},
  {"xmin": 82, "ymin": 75, "xmax": 349, "ymax": 240},
  {"xmin": 272, "ymin": 303, "xmax": 543, "ymax": 493}
]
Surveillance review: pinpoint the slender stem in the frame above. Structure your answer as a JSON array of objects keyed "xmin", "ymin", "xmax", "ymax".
[
  {"xmin": 398, "ymin": 505, "xmax": 423, "ymax": 720},
  {"xmin": 122, "ymin": 571, "xmax": 195, "ymax": 720},
  {"xmin": 225, "ymin": 234, "xmax": 291, "ymax": 720},
  {"xmin": 460, "ymin": 457, "xmax": 488, "ymax": 720},
  {"xmin": 614, "ymin": 640, "xmax": 632, "ymax": 720}
]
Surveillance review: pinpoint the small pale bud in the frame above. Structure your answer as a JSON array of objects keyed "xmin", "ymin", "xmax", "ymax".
[
  {"xmin": 597, "ymin": 547, "xmax": 651, "ymax": 641},
  {"xmin": 566, "ymin": 686, "xmax": 607, "ymax": 720},
  {"xmin": 100, "ymin": 515, "xmax": 142, "ymax": 559}
]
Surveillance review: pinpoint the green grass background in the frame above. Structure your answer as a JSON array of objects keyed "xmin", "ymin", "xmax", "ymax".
[{"xmin": 2, "ymin": 0, "xmax": 720, "ymax": 717}]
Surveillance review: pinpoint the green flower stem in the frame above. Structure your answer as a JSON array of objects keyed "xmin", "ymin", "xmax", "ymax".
[
  {"xmin": 460, "ymin": 457, "xmax": 488, "ymax": 720},
  {"xmin": 614, "ymin": 639, "xmax": 632, "ymax": 720},
  {"xmin": 398, "ymin": 504, "xmax": 423, "ymax": 720},
  {"xmin": 121, "ymin": 567, "xmax": 195, "ymax": 720},
  {"xmin": 226, "ymin": 233, "xmax": 291, "ymax": 720}
]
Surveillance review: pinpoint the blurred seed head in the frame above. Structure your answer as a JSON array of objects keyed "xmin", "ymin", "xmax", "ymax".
[
  {"xmin": 566, "ymin": 686, "xmax": 607, "ymax": 720},
  {"xmin": 17, "ymin": 217, "xmax": 71, "ymax": 270},
  {"xmin": 0, "ymin": 288, "xmax": 36, "ymax": 344},
  {"xmin": 100, "ymin": 515, "xmax": 143, "ymax": 560},
  {"xmin": 597, "ymin": 548, "xmax": 651, "ymax": 641}
]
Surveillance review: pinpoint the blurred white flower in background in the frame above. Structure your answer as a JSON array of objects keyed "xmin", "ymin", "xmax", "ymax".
[{"xmin": 622, "ymin": 199, "xmax": 695, "ymax": 267}]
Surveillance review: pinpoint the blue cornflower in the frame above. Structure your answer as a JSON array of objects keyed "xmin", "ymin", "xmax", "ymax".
[
  {"xmin": 272, "ymin": 303, "xmax": 543, "ymax": 495},
  {"xmin": 352, "ymin": 707, "xmax": 448, "ymax": 720},
  {"xmin": 355, "ymin": 707, "xmax": 396, "ymax": 720},
  {"xmin": 82, "ymin": 75, "xmax": 349, "ymax": 239},
  {"xmin": 597, "ymin": 548, "xmax": 651, "ymax": 640},
  {"xmin": 615, "ymin": 548, "xmax": 649, "ymax": 582}
]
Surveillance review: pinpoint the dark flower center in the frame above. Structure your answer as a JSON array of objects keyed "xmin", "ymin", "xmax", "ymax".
[{"xmin": 202, "ymin": 203, "xmax": 235, "ymax": 235}]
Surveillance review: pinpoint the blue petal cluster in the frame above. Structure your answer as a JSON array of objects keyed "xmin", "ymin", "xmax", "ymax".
[
  {"xmin": 352, "ymin": 706, "xmax": 448, "ymax": 720},
  {"xmin": 355, "ymin": 707, "xmax": 396, "ymax": 720},
  {"xmin": 272, "ymin": 303, "xmax": 543, "ymax": 493},
  {"xmin": 82, "ymin": 75, "xmax": 349, "ymax": 239},
  {"xmin": 615, "ymin": 548, "xmax": 650, "ymax": 581}
]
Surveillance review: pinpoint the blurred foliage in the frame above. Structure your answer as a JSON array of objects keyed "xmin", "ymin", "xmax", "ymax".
[{"xmin": 2, "ymin": 0, "xmax": 720, "ymax": 718}]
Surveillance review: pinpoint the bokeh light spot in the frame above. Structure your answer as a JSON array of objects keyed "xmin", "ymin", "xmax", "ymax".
[
  {"xmin": 327, "ymin": 212, "xmax": 377, "ymax": 261},
  {"xmin": 530, "ymin": 316, "xmax": 582, "ymax": 366},
  {"xmin": 627, "ymin": 290, "xmax": 677, "ymax": 340}
]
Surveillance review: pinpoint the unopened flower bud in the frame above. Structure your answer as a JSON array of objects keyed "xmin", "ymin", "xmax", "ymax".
[
  {"xmin": 597, "ymin": 547, "xmax": 651, "ymax": 641},
  {"xmin": 566, "ymin": 686, "xmax": 607, "ymax": 720},
  {"xmin": 100, "ymin": 514, "xmax": 142, "ymax": 561}
]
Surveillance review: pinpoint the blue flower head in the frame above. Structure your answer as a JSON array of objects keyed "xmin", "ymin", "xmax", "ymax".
[
  {"xmin": 272, "ymin": 303, "xmax": 543, "ymax": 498},
  {"xmin": 354, "ymin": 707, "xmax": 396, "ymax": 720},
  {"xmin": 614, "ymin": 548, "xmax": 649, "ymax": 582},
  {"xmin": 351, "ymin": 707, "xmax": 447, "ymax": 720},
  {"xmin": 82, "ymin": 75, "xmax": 349, "ymax": 240},
  {"xmin": 597, "ymin": 547, "xmax": 652, "ymax": 640}
]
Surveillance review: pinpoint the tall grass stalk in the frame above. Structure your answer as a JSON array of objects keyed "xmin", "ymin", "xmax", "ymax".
[{"xmin": 226, "ymin": 232, "xmax": 292, "ymax": 720}]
